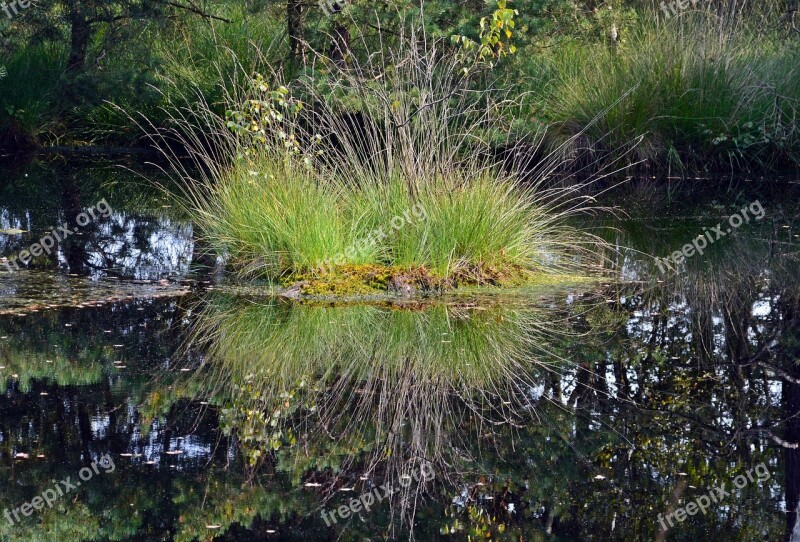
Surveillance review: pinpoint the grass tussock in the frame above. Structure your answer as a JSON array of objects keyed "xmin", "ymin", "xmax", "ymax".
[
  {"xmin": 536, "ymin": 14, "xmax": 800, "ymax": 170},
  {"xmin": 147, "ymin": 27, "xmax": 607, "ymax": 295},
  {"xmin": 197, "ymin": 161, "xmax": 583, "ymax": 294},
  {"xmin": 0, "ymin": 45, "xmax": 66, "ymax": 150}
]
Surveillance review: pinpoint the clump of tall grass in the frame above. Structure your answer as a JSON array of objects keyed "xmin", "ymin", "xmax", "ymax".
[
  {"xmin": 0, "ymin": 44, "xmax": 66, "ymax": 149},
  {"xmin": 145, "ymin": 25, "xmax": 606, "ymax": 292},
  {"xmin": 538, "ymin": 13, "xmax": 800, "ymax": 170}
]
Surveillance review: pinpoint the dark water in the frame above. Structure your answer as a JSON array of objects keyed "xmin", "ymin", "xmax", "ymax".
[{"xmin": 0, "ymin": 157, "xmax": 798, "ymax": 541}]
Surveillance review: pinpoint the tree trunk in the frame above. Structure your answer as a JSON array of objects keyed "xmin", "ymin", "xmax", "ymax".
[
  {"xmin": 68, "ymin": 0, "xmax": 90, "ymax": 72},
  {"xmin": 287, "ymin": 0, "xmax": 304, "ymax": 64},
  {"xmin": 783, "ymin": 297, "xmax": 800, "ymax": 541}
]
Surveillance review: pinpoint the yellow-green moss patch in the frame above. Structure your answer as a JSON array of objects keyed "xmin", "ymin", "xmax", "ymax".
[{"xmin": 280, "ymin": 262, "xmax": 545, "ymax": 297}]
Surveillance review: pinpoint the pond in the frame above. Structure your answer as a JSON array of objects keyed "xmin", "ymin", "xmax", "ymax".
[{"xmin": 0, "ymin": 156, "xmax": 798, "ymax": 541}]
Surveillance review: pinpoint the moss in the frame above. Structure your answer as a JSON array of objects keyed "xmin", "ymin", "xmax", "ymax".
[
  {"xmin": 280, "ymin": 262, "xmax": 564, "ymax": 297},
  {"xmin": 283, "ymin": 264, "xmax": 430, "ymax": 296}
]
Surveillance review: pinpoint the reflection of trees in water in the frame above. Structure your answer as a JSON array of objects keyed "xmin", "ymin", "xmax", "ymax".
[
  {"xmin": 0, "ymin": 273, "xmax": 795, "ymax": 539},
  {"xmin": 0, "ymin": 158, "xmax": 193, "ymax": 280},
  {"xmin": 179, "ymin": 266, "xmax": 797, "ymax": 540},
  {"xmin": 782, "ymin": 302, "xmax": 800, "ymax": 542},
  {"xmin": 571, "ymin": 285, "xmax": 785, "ymax": 541},
  {"xmin": 0, "ymin": 297, "xmax": 219, "ymax": 540},
  {"xmin": 57, "ymin": 169, "xmax": 193, "ymax": 279},
  {"xmin": 579, "ymin": 211, "xmax": 799, "ymax": 541}
]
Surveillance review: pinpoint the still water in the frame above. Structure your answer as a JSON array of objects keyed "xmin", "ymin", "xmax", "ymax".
[{"xmin": 0, "ymin": 157, "xmax": 797, "ymax": 541}]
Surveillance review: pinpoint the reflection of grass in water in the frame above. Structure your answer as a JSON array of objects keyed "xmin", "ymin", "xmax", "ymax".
[
  {"xmin": 181, "ymin": 292, "xmax": 616, "ymax": 534},
  {"xmin": 0, "ymin": 346, "xmax": 103, "ymax": 392},
  {"xmin": 188, "ymin": 294, "xmax": 575, "ymax": 485},
  {"xmin": 599, "ymin": 203, "xmax": 800, "ymax": 312},
  {"xmin": 196, "ymin": 295, "xmax": 557, "ymax": 391}
]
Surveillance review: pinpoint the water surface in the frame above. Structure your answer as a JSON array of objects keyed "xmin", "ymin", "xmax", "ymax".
[{"xmin": 0, "ymin": 158, "xmax": 797, "ymax": 541}]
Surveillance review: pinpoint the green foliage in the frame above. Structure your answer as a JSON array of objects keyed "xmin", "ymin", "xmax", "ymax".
[
  {"xmin": 220, "ymin": 381, "xmax": 301, "ymax": 465},
  {"xmin": 224, "ymin": 74, "xmax": 309, "ymax": 160},
  {"xmin": 1, "ymin": 0, "xmax": 798, "ymax": 171},
  {"xmin": 452, "ymin": 0, "xmax": 519, "ymax": 69},
  {"xmin": 0, "ymin": 44, "xmax": 66, "ymax": 140}
]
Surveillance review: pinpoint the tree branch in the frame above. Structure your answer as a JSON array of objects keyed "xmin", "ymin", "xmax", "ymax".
[{"xmin": 158, "ymin": 0, "xmax": 232, "ymax": 23}]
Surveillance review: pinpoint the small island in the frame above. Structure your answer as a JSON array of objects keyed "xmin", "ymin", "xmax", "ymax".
[{"xmin": 162, "ymin": 38, "xmax": 603, "ymax": 297}]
